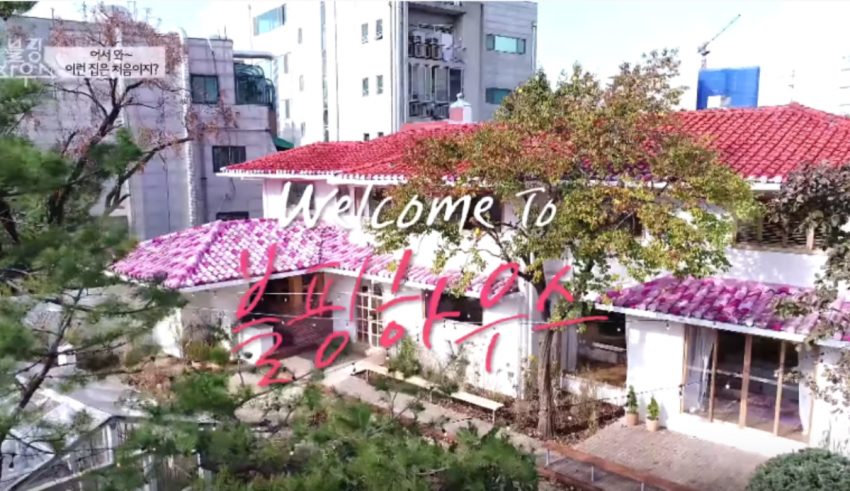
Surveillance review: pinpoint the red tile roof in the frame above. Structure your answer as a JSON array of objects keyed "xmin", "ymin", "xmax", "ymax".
[
  {"xmin": 223, "ymin": 104, "xmax": 850, "ymax": 183},
  {"xmin": 113, "ymin": 218, "xmax": 518, "ymax": 294},
  {"xmin": 601, "ymin": 276, "xmax": 850, "ymax": 340}
]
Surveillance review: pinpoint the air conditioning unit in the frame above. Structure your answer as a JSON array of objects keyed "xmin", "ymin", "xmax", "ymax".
[
  {"xmin": 414, "ymin": 43, "xmax": 426, "ymax": 58},
  {"xmin": 407, "ymin": 41, "xmax": 414, "ymax": 57},
  {"xmin": 422, "ymin": 91, "xmax": 433, "ymax": 102},
  {"xmin": 409, "ymin": 102, "xmax": 423, "ymax": 117},
  {"xmin": 431, "ymin": 45, "xmax": 443, "ymax": 60}
]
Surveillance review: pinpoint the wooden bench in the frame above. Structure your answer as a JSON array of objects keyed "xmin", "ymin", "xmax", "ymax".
[
  {"xmin": 542, "ymin": 441, "xmax": 701, "ymax": 491},
  {"xmin": 451, "ymin": 390, "xmax": 504, "ymax": 423}
]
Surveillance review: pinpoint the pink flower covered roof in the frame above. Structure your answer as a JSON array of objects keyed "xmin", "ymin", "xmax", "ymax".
[
  {"xmin": 113, "ymin": 219, "xmax": 518, "ymax": 295},
  {"xmin": 602, "ymin": 276, "xmax": 850, "ymax": 340}
]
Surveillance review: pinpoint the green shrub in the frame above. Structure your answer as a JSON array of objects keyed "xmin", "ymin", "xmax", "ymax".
[
  {"xmin": 123, "ymin": 341, "xmax": 160, "ymax": 367},
  {"xmin": 184, "ymin": 341, "xmax": 211, "ymax": 362},
  {"xmin": 746, "ymin": 449, "xmax": 850, "ymax": 491},
  {"xmin": 208, "ymin": 345, "xmax": 231, "ymax": 366},
  {"xmin": 646, "ymin": 396, "xmax": 659, "ymax": 421},
  {"xmin": 626, "ymin": 385, "xmax": 638, "ymax": 415},
  {"xmin": 386, "ymin": 336, "xmax": 421, "ymax": 378},
  {"xmin": 325, "ymin": 335, "xmax": 351, "ymax": 358}
]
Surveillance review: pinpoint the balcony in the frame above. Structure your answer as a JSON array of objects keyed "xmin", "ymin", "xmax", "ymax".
[{"xmin": 409, "ymin": 1, "xmax": 467, "ymax": 16}]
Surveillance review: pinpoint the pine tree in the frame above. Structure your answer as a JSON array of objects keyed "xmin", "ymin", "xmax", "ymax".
[{"xmin": 0, "ymin": 1, "xmax": 184, "ymax": 484}]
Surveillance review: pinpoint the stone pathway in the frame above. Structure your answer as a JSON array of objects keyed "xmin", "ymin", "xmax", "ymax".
[{"xmin": 575, "ymin": 423, "xmax": 767, "ymax": 491}]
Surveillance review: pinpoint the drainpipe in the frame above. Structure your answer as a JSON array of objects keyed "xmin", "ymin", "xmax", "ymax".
[
  {"xmin": 397, "ymin": 1, "xmax": 406, "ymax": 130},
  {"xmin": 179, "ymin": 28, "xmax": 198, "ymax": 227},
  {"xmin": 531, "ymin": 21, "xmax": 537, "ymax": 71}
]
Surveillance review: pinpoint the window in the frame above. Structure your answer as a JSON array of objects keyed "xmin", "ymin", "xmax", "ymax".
[
  {"xmin": 283, "ymin": 53, "xmax": 289, "ymax": 74},
  {"xmin": 362, "ymin": 77, "xmax": 369, "ymax": 96},
  {"xmin": 681, "ymin": 327, "xmax": 809, "ymax": 442},
  {"xmin": 363, "ymin": 133, "xmax": 370, "ymax": 141},
  {"xmin": 376, "ymin": 19, "xmax": 383, "ymax": 40},
  {"xmin": 485, "ymin": 34, "xmax": 526, "ymax": 54},
  {"xmin": 212, "ymin": 146, "xmax": 247, "ymax": 173},
  {"xmin": 485, "ymin": 88, "xmax": 512, "ymax": 105},
  {"xmin": 287, "ymin": 182, "xmax": 315, "ymax": 210},
  {"xmin": 298, "ymin": 28, "xmax": 303, "ymax": 44},
  {"xmin": 190, "ymin": 74, "xmax": 219, "ymax": 104},
  {"xmin": 377, "ymin": 132, "xmax": 384, "ymax": 137},
  {"xmin": 254, "ymin": 5, "xmax": 286, "ymax": 35},
  {"xmin": 284, "ymin": 99, "xmax": 290, "ymax": 119},
  {"xmin": 216, "ymin": 211, "xmax": 249, "ymax": 221},
  {"xmin": 449, "ymin": 68, "xmax": 462, "ymax": 101},
  {"xmin": 734, "ymin": 197, "xmax": 826, "ymax": 253},
  {"xmin": 434, "ymin": 293, "xmax": 483, "ymax": 325},
  {"xmin": 376, "ymin": 75, "xmax": 384, "ymax": 94},
  {"xmin": 356, "ymin": 282, "xmax": 384, "ymax": 347},
  {"xmin": 568, "ymin": 311, "xmax": 627, "ymax": 387},
  {"xmin": 300, "ymin": 122, "xmax": 306, "ymax": 135},
  {"xmin": 299, "ymin": 75, "xmax": 304, "ymax": 91},
  {"xmin": 361, "ymin": 23, "xmax": 368, "ymax": 43}
]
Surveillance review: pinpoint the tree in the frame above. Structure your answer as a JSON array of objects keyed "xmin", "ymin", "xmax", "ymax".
[
  {"xmin": 770, "ymin": 163, "xmax": 850, "ymax": 409},
  {"xmin": 746, "ymin": 449, "xmax": 850, "ymax": 491},
  {"xmin": 92, "ymin": 370, "xmax": 538, "ymax": 491},
  {"xmin": 371, "ymin": 51, "xmax": 757, "ymax": 438},
  {"xmin": 0, "ymin": 1, "xmax": 219, "ymax": 483}
]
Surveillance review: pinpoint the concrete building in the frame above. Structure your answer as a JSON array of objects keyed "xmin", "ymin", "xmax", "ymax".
[
  {"xmin": 2, "ymin": 14, "xmax": 280, "ymax": 240},
  {"xmin": 248, "ymin": 1, "xmax": 537, "ymax": 145}
]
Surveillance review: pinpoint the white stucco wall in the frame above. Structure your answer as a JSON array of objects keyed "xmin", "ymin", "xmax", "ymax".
[
  {"xmin": 810, "ymin": 347, "xmax": 850, "ymax": 457},
  {"xmin": 624, "ymin": 318, "xmax": 686, "ymax": 425}
]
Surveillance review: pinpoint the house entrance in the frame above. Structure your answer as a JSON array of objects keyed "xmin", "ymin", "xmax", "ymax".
[{"xmin": 355, "ymin": 282, "xmax": 383, "ymax": 348}]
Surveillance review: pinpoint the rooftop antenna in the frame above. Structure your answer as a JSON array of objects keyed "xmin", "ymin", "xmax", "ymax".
[{"xmin": 698, "ymin": 14, "xmax": 742, "ymax": 70}]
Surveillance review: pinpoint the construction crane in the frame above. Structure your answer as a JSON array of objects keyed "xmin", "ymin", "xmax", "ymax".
[{"xmin": 697, "ymin": 14, "xmax": 742, "ymax": 69}]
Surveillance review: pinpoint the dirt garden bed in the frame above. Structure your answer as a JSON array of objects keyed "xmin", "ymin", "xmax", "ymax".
[{"xmin": 355, "ymin": 371, "xmax": 623, "ymax": 445}]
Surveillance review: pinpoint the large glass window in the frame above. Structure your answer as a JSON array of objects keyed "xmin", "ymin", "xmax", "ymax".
[
  {"xmin": 485, "ymin": 34, "xmax": 526, "ymax": 54},
  {"xmin": 254, "ymin": 5, "xmax": 286, "ymax": 36},
  {"xmin": 681, "ymin": 327, "xmax": 811, "ymax": 443},
  {"xmin": 190, "ymin": 75, "xmax": 219, "ymax": 104},
  {"xmin": 211, "ymin": 146, "xmax": 246, "ymax": 173}
]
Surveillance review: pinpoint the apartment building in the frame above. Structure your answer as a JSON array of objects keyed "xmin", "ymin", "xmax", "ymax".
[
  {"xmin": 3, "ymin": 13, "xmax": 279, "ymax": 240},
  {"xmin": 248, "ymin": 1, "xmax": 537, "ymax": 145}
]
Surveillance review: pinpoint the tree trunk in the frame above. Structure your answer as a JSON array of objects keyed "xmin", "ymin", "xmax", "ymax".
[
  {"xmin": 537, "ymin": 329, "xmax": 555, "ymax": 438},
  {"xmin": 553, "ymin": 329, "xmax": 563, "ymax": 373}
]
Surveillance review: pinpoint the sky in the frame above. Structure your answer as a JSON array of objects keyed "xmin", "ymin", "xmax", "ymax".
[{"xmin": 25, "ymin": 1, "xmax": 850, "ymax": 113}]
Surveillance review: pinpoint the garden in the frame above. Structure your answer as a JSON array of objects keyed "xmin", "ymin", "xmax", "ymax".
[{"xmin": 357, "ymin": 337, "xmax": 623, "ymax": 444}]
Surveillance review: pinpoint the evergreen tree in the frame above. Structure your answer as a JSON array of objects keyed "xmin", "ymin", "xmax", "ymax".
[{"xmin": 0, "ymin": 1, "xmax": 184, "ymax": 484}]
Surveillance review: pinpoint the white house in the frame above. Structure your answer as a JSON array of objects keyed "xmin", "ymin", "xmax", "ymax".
[{"xmin": 113, "ymin": 102, "xmax": 850, "ymax": 460}]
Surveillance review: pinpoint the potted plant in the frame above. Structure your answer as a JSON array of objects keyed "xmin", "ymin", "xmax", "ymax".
[
  {"xmin": 625, "ymin": 385, "xmax": 639, "ymax": 426},
  {"xmin": 646, "ymin": 396, "xmax": 660, "ymax": 432}
]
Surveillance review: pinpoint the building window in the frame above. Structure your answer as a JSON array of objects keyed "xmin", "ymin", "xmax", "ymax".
[
  {"xmin": 284, "ymin": 99, "xmax": 290, "ymax": 119},
  {"xmin": 485, "ymin": 88, "xmax": 512, "ymax": 105},
  {"xmin": 287, "ymin": 182, "xmax": 315, "ymax": 211},
  {"xmin": 298, "ymin": 28, "xmax": 303, "ymax": 44},
  {"xmin": 361, "ymin": 23, "xmax": 368, "ymax": 43},
  {"xmin": 254, "ymin": 5, "xmax": 286, "ymax": 35},
  {"xmin": 299, "ymin": 75, "xmax": 304, "ymax": 91},
  {"xmin": 362, "ymin": 77, "xmax": 369, "ymax": 96},
  {"xmin": 376, "ymin": 19, "xmax": 383, "ymax": 40},
  {"xmin": 567, "ymin": 310, "xmax": 627, "ymax": 387},
  {"xmin": 283, "ymin": 53, "xmax": 289, "ymax": 74},
  {"xmin": 300, "ymin": 122, "xmax": 306, "ymax": 136},
  {"xmin": 377, "ymin": 132, "xmax": 384, "ymax": 137},
  {"xmin": 211, "ymin": 146, "xmax": 247, "ymax": 173},
  {"xmin": 486, "ymin": 34, "xmax": 526, "ymax": 54},
  {"xmin": 190, "ymin": 75, "xmax": 219, "ymax": 104},
  {"xmin": 216, "ymin": 211, "xmax": 249, "ymax": 221},
  {"xmin": 433, "ymin": 293, "xmax": 483, "ymax": 325},
  {"xmin": 681, "ymin": 327, "xmax": 809, "ymax": 442},
  {"xmin": 734, "ymin": 197, "xmax": 826, "ymax": 253},
  {"xmin": 363, "ymin": 133, "xmax": 370, "ymax": 141},
  {"xmin": 376, "ymin": 75, "xmax": 384, "ymax": 94}
]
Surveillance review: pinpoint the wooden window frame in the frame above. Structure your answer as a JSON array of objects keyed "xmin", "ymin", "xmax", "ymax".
[
  {"xmin": 732, "ymin": 196, "xmax": 825, "ymax": 254},
  {"xmin": 681, "ymin": 328, "xmax": 817, "ymax": 443}
]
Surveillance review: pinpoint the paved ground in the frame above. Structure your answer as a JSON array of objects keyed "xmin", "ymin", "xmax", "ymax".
[{"xmin": 575, "ymin": 423, "xmax": 768, "ymax": 491}]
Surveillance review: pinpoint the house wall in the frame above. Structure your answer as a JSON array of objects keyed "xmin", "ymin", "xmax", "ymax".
[{"xmin": 810, "ymin": 347, "xmax": 850, "ymax": 457}]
